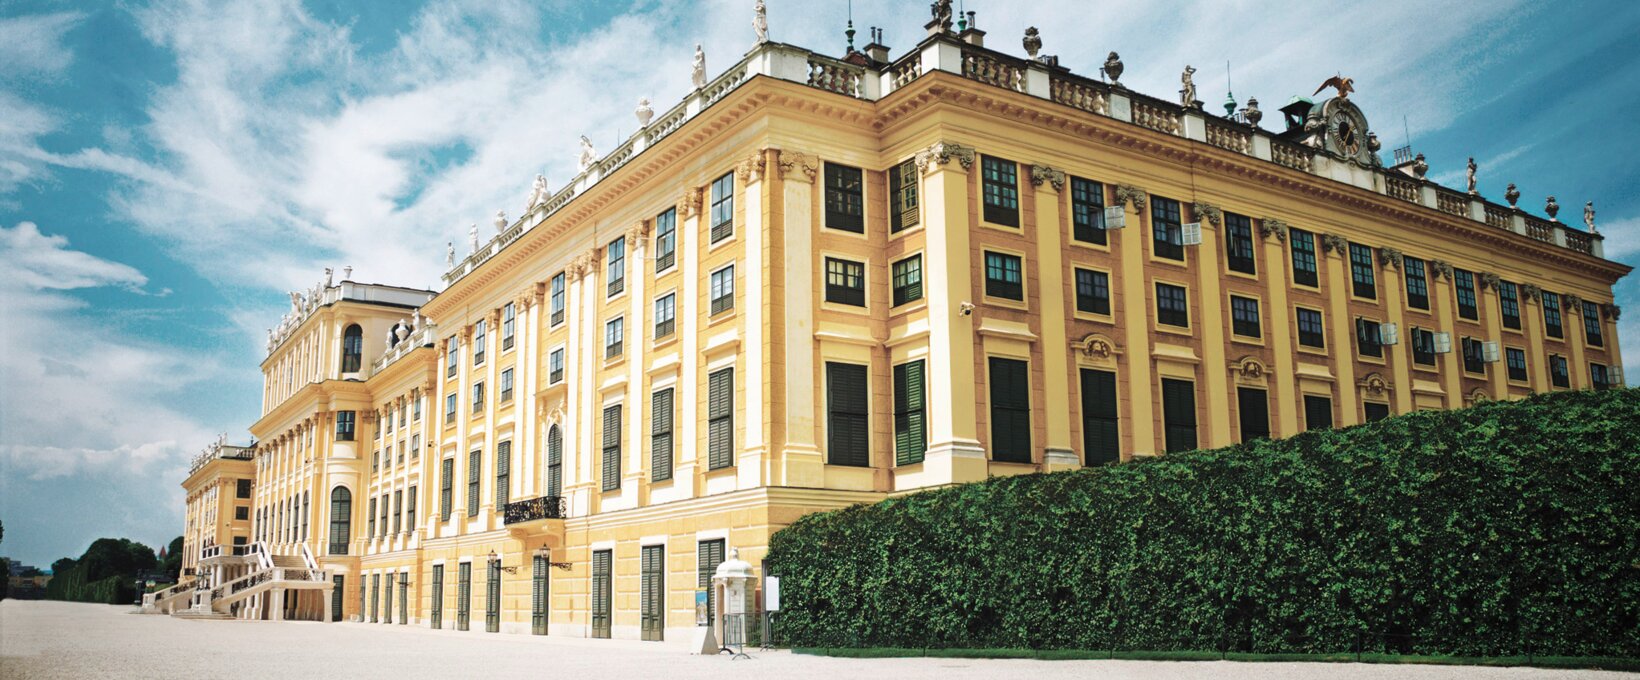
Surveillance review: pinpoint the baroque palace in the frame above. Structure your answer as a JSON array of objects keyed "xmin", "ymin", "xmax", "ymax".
[{"xmin": 158, "ymin": 4, "xmax": 1627, "ymax": 646}]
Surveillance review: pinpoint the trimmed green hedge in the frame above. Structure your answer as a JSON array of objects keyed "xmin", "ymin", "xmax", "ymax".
[{"xmin": 767, "ymin": 388, "xmax": 1640, "ymax": 658}]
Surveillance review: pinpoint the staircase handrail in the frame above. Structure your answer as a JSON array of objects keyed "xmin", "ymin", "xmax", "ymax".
[{"xmin": 299, "ymin": 543, "xmax": 318, "ymax": 570}]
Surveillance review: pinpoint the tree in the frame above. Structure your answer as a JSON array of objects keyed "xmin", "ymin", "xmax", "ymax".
[
  {"xmin": 159, "ymin": 537, "xmax": 184, "ymax": 580},
  {"xmin": 51, "ymin": 557, "xmax": 78, "ymax": 575}
]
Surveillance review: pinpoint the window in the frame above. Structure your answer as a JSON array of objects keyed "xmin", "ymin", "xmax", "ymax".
[
  {"xmin": 472, "ymin": 382, "xmax": 485, "ymax": 412},
  {"xmin": 500, "ymin": 368, "xmax": 514, "ymax": 402},
  {"xmin": 1237, "ymin": 387, "xmax": 1270, "ymax": 442},
  {"xmin": 392, "ymin": 490, "xmax": 402, "ymax": 534},
  {"xmin": 1412, "ymin": 328, "xmax": 1436, "ymax": 367},
  {"xmin": 1404, "ymin": 257, "xmax": 1429, "ymax": 309},
  {"xmin": 1151, "ymin": 196, "xmax": 1184, "ymax": 260},
  {"xmin": 548, "ymin": 348, "xmax": 564, "ymax": 384},
  {"xmin": 333, "ymin": 575, "xmax": 346, "ymax": 622},
  {"xmin": 1542, "ymin": 293, "xmax": 1563, "ymax": 338},
  {"xmin": 1356, "ymin": 318, "xmax": 1383, "ymax": 358},
  {"xmin": 1297, "ymin": 308, "xmax": 1326, "ymax": 349},
  {"xmin": 439, "ymin": 458, "xmax": 454, "ymax": 521},
  {"xmin": 1364, "ymin": 402, "xmax": 1391, "ymax": 422},
  {"xmin": 1289, "ymin": 228, "xmax": 1318, "ymax": 287},
  {"xmin": 640, "ymin": 544, "xmax": 664, "ymax": 641},
  {"xmin": 1155, "ymin": 283, "xmax": 1189, "ymax": 328},
  {"xmin": 824, "ymin": 162, "xmax": 864, "ymax": 232},
  {"xmin": 406, "ymin": 486, "xmax": 416, "ymax": 530},
  {"xmin": 413, "ymin": 395, "xmax": 422, "ymax": 421},
  {"xmin": 446, "ymin": 336, "xmax": 458, "ymax": 378},
  {"xmin": 495, "ymin": 441, "xmax": 511, "ymax": 507},
  {"xmin": 378, "ymin": 494, "xmax": 388, "ymax": 537},
  {"xmin": 709, "ymin": 172, "xmax": 734, "ymax": 243},
  {"xmin": 824, "ymin": 257, "xmax": 866, "ymax": 306},
  {"xmin": 654, "ymin": 293, "xmax": 676, "ymax": 339},
  {"xmin": 1499, "ymin": 282, "xmax": 1521, "ymax": 330},
  {"xmin": 1161, "ymin": 378, "xmax": 1197, "ymax": 453},
  {"xmin": 891, "ymin": 255, "xmax": 923, "ymax": 306},
  {"xmin": 1214, "ymin": 298, "xmax": 1258, "ymax": 345},
  {"xmin": 367, "ymin": 497, "xmax": 376, "ymax": 538},
  {"xmin": 336, "ymin": 411, "xmax": 356, "ymax": 441},
  {"xmin": 988, "ymin": 357, "xmax": 1031, "ymax": 463},
  {"xmin": 708, "ymin": 368, "xmax": 734, "ymax": 470},
  {"xmin": 1590, "ymin": 363, "xmax": 1610, "ymax": 390},
  {"xmin": 601, "ymin": 405, "xmax": 622, "ymax": 491},
  {"xmin": 826, "ymin": 362, "xmax": 870, "ymax": 467},
  {"xmin": 445, "ymin": 393, "xmax": 457, "ymax": 424},
  {"xmin": 466, "ymin": 450, "xmax": 481, "ymax": 517},
  {"xmin": 549, "ymin": 273, "xmax": 566, "ymax": 326},
  {"xmin": 1080, "ymin": 369, "xmax": 1119, "ymax": 465},
  {"xmin": 605, "ymin": 317, "xmax": 624, "ymax": 359},
  {"xmin": 1074, "ymin": 268, "xmax": 1110, "ymax": 315},
  {"xmin": 342, "ymin": 324, "xmax": 363, "ymax": 372},
  {"xmin": 473, "ymin": 320, "xmax": 486, "ymax": 365},
  {"xmin": 710, "ymin": 265, "xmax": 735, "ymax": 314},
  {"xmin": 1217, "ymin": 214, "xmax": 1256, "ymax": 276},
  {"xmin": 456, "ymin": 562, "xmax": 471, "ymax": 631},
  {"xmin": 1454, "ymin": 269, "xmax": 1478, "ymax": 320},
  {"xmin": 430, "ymin": 565, "xmax": 444, "ymax": 628},
  {"xmin": 411, "ymin": 434, "xmax": 420, "ymax": 459},
  {"xmin": 237, "ymin": 479, "xmax": 253, "ymax": 499},
  {"xmin": 1349, "ymin": 243, "xmax": 1377, "ymax": 299},
  {"xmin": 893, "ymin": 361, "xmax": 927, "ymax": 466},
  {"xmin": 697, "ymin": 540, "xmax": 725, "ymax": 625},
  {"xmin": 371, "ymin": 573, "xmax": 380, "ymax": 623},
  {"xmin": 501, "ymin": 303, "xmax": 516, "ymax": 350},
  {"xmin": 606, "ymin": 236, "xmax": 626, "ymax": 297},
  {"xmin": 1550, "ymin": 354, "xmax": 1569, "ymax": 388},
  {"xmin": 1506, "ymin": 347, "xmax": 1527, "ymax": 381},
  {"xmin": 984, "ymin": 251, "xmax": 1023, "ymax": 300},
  {"xmin": 546, "ymin": 426, "xmax": 563, "ymax": 497},
  {"xmin": 1070, "ymin": 177, "xmax": 1106, "ymax": 244},
  {"xmin": 654, "ymin": 208, "xmax": 677, "ymax": 272},
  {"xmin": 1304, "ymin": 394, "xmax": 1334, "ymax": 430},
  {"xmin": 1582, "ymin": 301, "xmax": 1603, "ymax": 347},
  {"xmin": 372, "ymin": 451, "xmax": 379, "ymax": 473},
  {"xmin": 236, "ymin": 505, "xmax": 248, "ymax": 521},
  {"xmin": 980, "ymin": 155, "xmax": 1019, "ymax": 227},
  {"xmin": 1462, "ymin": 337, "xmax": 1486, "ymax": 374},
  {"xmin": 652, "ymin": 389, "xmax": 674, "ymax": 482},
  {"xmin": 889, "ymin": 159, "xmax": 919, "ymax": 232}
]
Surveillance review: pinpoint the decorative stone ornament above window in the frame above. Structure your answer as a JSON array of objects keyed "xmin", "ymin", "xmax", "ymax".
[
  {"xmin": 1258, "ymin": 218, "xmax": 1289, "ymax": 243},
  {"xmin": 1321, "ymin": 233, "xmax": 1348, "ymax": 254},
  {"xmin": 1113, "ymin": 184, "xmax": 1147, "ymax": 211},
  {"xmin": 915, "ymin": 140, "xmax": 975, "ymax": 174},
  {"xmin": 1429, "ymin": 259, "xmax": 1454, "ymax": 280},
  {"xmin": 777, "ymin": 150, "xmax": 818, "ymax": 182},
  {"xmin": 1029, "ymin": 164, "xmax": 1066, "ymax": 191},
  {"xmin": 1479, "ymin": 272, "xmax": 1500, "ymax": 290},
  {"xmin": 1377, "ymin": 246, "xmax": 1403, "ymax": 271},
  {"xmin": 1519, "ymin": 283, "xmax": 1541, "ymax": 302},
  {"xmin": 1190, "ymin": 202, "xmax": 1223, "ymax": 227}
]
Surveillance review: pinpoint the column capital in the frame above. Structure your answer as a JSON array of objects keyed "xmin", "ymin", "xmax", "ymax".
[
  {"xmin": 776, "ymin": 149, "xmax": 818, "ymax": 183},
  {"xmin": 1029, "ymin": 164, "xmax": 1066, "ymax": 192},
  {"xmin": 1429, "ymin": 259, "xmax": 1454, "ymax": 280},
  {"xmin": 1320, "ymin": 232, "xmax": 1348, "ymax": 255},
  {"xmin": 736, "ymin": 150, "xmax": 767, "ymax": 183},
  {"xmin": 1377, "ymin": 246, "xmax": 1403, "ymax": 271},
  {"xmin": 1190, "ymin": 201, "xmax": 1223, "ymax": 227},
  {"xmin": 915, "ymin": 140, "xmax": 975, "ymax": 175},
  {"xmin": 1113, "ymin": 184, "xmax": 1147, "ymax": 212},
  {"xmin": 1258, "ymin": 217, "xmax": 1288, "ymax": 243},
  {"xmin": 677, "ymin": 186, "xmax": 702, "ymax": 219}
]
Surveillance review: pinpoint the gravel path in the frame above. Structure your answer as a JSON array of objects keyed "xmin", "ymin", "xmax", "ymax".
[{"xmin": 3, "ymin": 600, "xmax": 1633, "ymax": 680}]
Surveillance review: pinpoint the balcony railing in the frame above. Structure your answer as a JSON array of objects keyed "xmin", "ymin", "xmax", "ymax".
[
  {"xmin": 502, "ymin": 495, "xmax": 568, "ymax": 525},
  {"xmin": 1435, "ymin": 189, "xmax": 1469, "ymax": 216}
]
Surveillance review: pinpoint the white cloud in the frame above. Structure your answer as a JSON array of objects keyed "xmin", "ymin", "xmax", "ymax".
[
  {"xmin": 1596, "ymin": 215, "xmax": 1639, "ymax": 263},
  {"xmin": 0, "ymin": 11, "xmax": 84, "ymax": 81},
  {"xmin": 0, "ymin": 222, "xmax": 220, "ymax": 564}
]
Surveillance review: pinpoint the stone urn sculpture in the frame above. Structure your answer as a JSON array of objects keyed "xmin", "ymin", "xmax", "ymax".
[
  {"xmin": 635, "ymin": 98, "xmax": 654, "ymax": 127},
  {"xmin": 1545, "ymin": 196, "xmax": 1560, "ymax": 221},
  {"xmin": 1505, "ymin": 183, "xmax": 1520, "ymax": 208}
]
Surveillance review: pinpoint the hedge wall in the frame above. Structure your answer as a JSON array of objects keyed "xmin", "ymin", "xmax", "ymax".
[{"xmin": 766, "ymin": 388, "xmax": 1640, "ymax": 657}]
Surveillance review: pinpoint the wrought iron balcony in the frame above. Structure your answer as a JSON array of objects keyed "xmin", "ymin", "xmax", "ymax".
[{"xmin": 502, "ymin": 495, "xmax": 568, "ymax": 525}]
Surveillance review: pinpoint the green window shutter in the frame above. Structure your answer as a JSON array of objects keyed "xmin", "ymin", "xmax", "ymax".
[
  {"xmin": 546, "ymin": 426, "xmax": 563, "ymax": 497},
  {"xmin": 467, "ymin": 451, "xmax": 481, "ymax": 516},
  {"xmin": 439, "ymin": 458, "xmax": 453, "ymax": 521},
  {"xmin": 1237, "ymin": 387, "xmax": 1270, "ymax": 441},
  {"xmin": 988, "ymin": 358, "xmax": 1032, "ymax": 462},
  {"xmin": 708, "ymin": 368, "xmax": 734, "ymax": 469},
  {"xmin": 1079, "ymin": 369, "xmax": 1120, "ymax": 465},
  {"xmin": 894, "ymin": 360, "xmax": 927, "ymax": 465},
  {"xmin": 826, "ymin": 362, "xmax": 871, "ymax": 467},
  {"xmin": 698, "ymin": 539, "xmax": 725, "ymax": 625},
  {"xmin": 495, "ymin": 441, "xmax": 511, "ymax": 507},
  {"xmin": 652, "ymin": 389, "xmax": 674, "ymax": 482},
  {"xmin": 1161, "ymin": 378, "xmax": 1198, "ymax": 453},
  {"xmin": 602, "ymin": 405, "xmax": 622, "ymax": 491}
]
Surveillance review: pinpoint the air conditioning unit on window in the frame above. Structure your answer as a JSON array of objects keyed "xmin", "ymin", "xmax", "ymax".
[
  {"xmin": 1380, "ymin": 322, "xmax": 1398, "ymax": 345},
  {"xmin": 1433, "ymin": 332, "xmax": 1453, "ymax": 354},
  {"xmin": 1104, "ymin": 205, "xmax": 1126, "ymax": 229},
  {"xmin": 1483, "ymin": 341, "xmax": 1501, "ymax": 362},
  {"xmin": 1181, "ymin": 222, "xmax": 1203, "ymax": 246}
]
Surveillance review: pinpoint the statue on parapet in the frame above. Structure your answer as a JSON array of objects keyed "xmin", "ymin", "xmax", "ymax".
[
  {"xmin": 692, "ymin": 45, "xmax": 707, "ymax": 90},
  {"xmin": 1180, "ymin": 65, "xmax": 1199, "ymax": 108},
  {"xmin": 1313, "ymin": 73, "xmax": 1355, "ymax": 100},
  {"xmin": 1585, "ymin": 201, "xmax": 1596, "ymax": 232},
  {"xmin": 753, "ymin": 0, "xmax": 768, "ymax": 43},
  {"xmin": 1466, "ymin": 157, "xmax": 1478, "ymax": 195},
  {"xmin": 578, "ymin": 135, "xmax": 597, "ymax": 172}
]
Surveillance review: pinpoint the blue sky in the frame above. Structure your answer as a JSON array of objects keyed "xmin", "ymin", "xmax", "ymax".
[{"xmin": 1, "ymin": 0, "xmax": 1636, "ymax": 568}]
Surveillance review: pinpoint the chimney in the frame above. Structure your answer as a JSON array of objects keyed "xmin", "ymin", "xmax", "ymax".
[
  {"xmin": 864, "ymin": 27, "xmax": 889, "ymax": 64},
  {"xmin": 958, "ymin": 11, "xmax": 984, "ymax": 46}
]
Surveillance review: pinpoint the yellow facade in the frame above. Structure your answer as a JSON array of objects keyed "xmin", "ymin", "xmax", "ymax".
[
  {"xmin": 179, "ymin": 31, "xmax": 1627, "ymax": 638},
  {"xmin": 179, "ymin": 443, "xmax": 255, "ymax": 579}
]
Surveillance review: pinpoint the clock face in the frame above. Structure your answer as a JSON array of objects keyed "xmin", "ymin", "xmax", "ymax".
[{"xmin": 1326, "ymin": 105, "xmax": 1369, "ymax": 158}]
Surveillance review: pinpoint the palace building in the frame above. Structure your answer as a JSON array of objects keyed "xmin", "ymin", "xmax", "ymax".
[{"xmin": 158, "ymin": 8, "xmax": 1627, "ymax": 644}]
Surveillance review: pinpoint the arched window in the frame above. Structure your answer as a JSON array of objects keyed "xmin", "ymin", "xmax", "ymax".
[
  {"xmin": 328, "ymin": 486, "xmax": 352, "ymax": 555},
  {"xmin": 341, "ymin": 324, "xmax": 364, "ymax": 372},
  {"xmin": 546, "ymin": 425, "xmax": 563, "ymax": 498}
]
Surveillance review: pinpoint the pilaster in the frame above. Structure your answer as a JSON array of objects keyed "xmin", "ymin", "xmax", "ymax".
[
  {"xmin": 1117, "ymin": 187, "xmax": 1156, "ymax": 455},
  {"xmin": 737, "ymin": 149, "xmax": 770, "ymax": 491},
  {"xmin": 915, "ymin": 141, "xmax": 987, "ymax": 483},
  {"xmin": 1192, "ymin": 203, "xmax": 1231, "ymax": 447},
  {"xmin": 1321, "ymin": 236, "xmax": 1358, "ymax": 425},
  {"xmin": 1030, "ymin": 165, "xmax": 1075, "ymax": 469},
  {"xmin": 1431, "ymin": 264, "xmax": 1464, "ymax": 407},
  {"xmin": 776, "ymin": 150, "xmax": 824, "ymax": 486},
  {"xmin": 1380, "ymin": 255, "xmax": 1413, "ymax": 415},
  {"xmin": 675, "ymin": 187, "xmax": 702, "ymax": 499},
  {"xmin": 1259, "ymin": 220, "xmax": 1299, "ymax": 436}
]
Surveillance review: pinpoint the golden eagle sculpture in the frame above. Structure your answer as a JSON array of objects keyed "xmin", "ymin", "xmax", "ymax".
[{"xmin": 1313, "ymin": 73, "xmax": 1355, "ymax": 100}]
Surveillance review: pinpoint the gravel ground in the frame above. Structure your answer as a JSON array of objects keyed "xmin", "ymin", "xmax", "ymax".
[{"xmin": 2, "ymin": 600, "xmax": 1634, "ymax": 680}]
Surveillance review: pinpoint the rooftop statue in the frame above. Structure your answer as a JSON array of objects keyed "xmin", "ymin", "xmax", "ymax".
[
  {"xmin": 1466, "ymin": 157, "xmax": 1478, "ymax": 195},
  {"xmin": 526, "ymin": 174, "xmax": 549, "ymax": 210},
  {"xmin": 692, "ymin": 45, "xmax": 707, "ymax": 90},
  {"xmin": 930, "ymin": 0, "xmax": 953, "ymax": 32},
  {"xmin": 446, "ymin": 241, "xmax": 455, "ymax": 268},
  {"xmin": 1180, "ymin": 65, "xmax": 1198, "ymax": 108},
  {"xmin": 1313, "ymin": 73, "xmax": 1355, "ymax": 100},
  {"xmin": 324, "ymin": 267, "xmax": 333, "ymax": 288},
  {"xmin": 578, "ymin": 136, "xmax": 597, "ymax": 172},
  {"xmin": 1585, "ymin": 201, "xmax": 1596, "ymax": 232},
  {"xmin": 635, "ymin": 98, "xmax": 654, "ymax": 127},
  {"xmin": 469, "ymin": 223, "xmax": 479, "ymax": 253},
  {"xmin": 753, "ymin": 0, "xmax": 768, "ymax": 43},
  {"xmin": 1103, "ymin": 52, "xmax": 1123, "ymax": 85},
  {"xmin": 1023, "ymin": 27, "xmax": 1042, "ymax": 59},
  {"xmin": 494, "ymin": 209, "xmax": 508, "ymax": 233}
]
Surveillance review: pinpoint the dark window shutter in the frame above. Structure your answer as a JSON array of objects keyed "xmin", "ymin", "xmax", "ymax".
[
  {"xmin": 988, "ymin": 358, "xmax": 1032, "ymax": 463},
  {"xmin": 826, "ymin": 362, "xmax": 870, "ymax": 467},
  {"xmin": 1161, "ymin": 378, "xmax": 1197, "ymax": 453},
  {"xmin": 1079, "ymin": 369, "xmax": 1120, "ymax": 465},
  {"xmin": 495, "ymin": 441, "xmax": 511, "ymax": 507},
  {"xmin": 698, "ymin": 540, "xmax": 725, "ymax": 625},
  {"xmin": 546, "ymin": 426, "xmax": 563, "ymax": 497},
  {"xmin": 894, "ymin": 361, "xmax": 927, "ymax": 465},
  {"xmin": 652, "ymin": 389, "xmax": 674, "ymax": 482},
  {"xmin": 1237, "ymin": 387, "xmax": 1270, "ymax": 442},
  {"xmin": 1304, "ymin": 395, "xmax": 1334, "ymax": 430},
  {"xmin": 602, "ymin": 405, "xmax": 622, "ymax": 491},
  {"xmin": 708, "ymin": 368, "xmax": 734, "ymax": 469}
]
